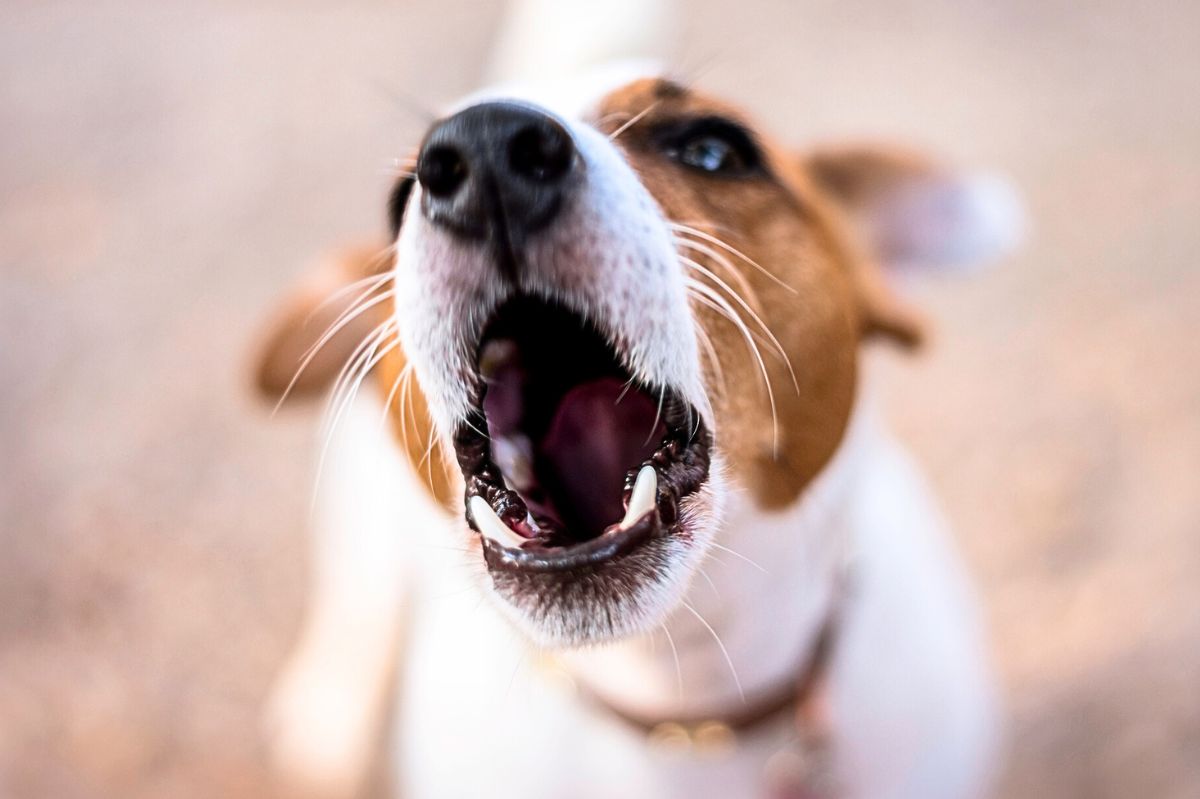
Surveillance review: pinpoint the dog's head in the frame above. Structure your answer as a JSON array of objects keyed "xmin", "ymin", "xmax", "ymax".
[{"xmin": 255, "ymin": 74, "xmax": 1020, "ymax": 648}]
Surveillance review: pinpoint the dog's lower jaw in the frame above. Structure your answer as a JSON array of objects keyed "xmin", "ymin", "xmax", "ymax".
[{"xmin": 478, "ymin": 462, "xmax": 726, "ymax": 649}]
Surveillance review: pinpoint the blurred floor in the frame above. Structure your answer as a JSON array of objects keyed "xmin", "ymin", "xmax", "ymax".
[{"xmin": 1, "ymin": 1, "xmax": 1197, "ymax": 797}]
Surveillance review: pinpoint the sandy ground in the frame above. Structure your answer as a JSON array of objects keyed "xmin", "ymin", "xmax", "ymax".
[{"xmin": 2, "ymin": 1, "xmax": 1197, "ymax": 797}]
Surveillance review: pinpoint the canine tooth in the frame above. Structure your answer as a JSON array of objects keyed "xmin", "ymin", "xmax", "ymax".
[
  {"xmin": 621, "ymin": 465, "xmax": 658, "ymax": 528},
  {"xmin": 470, "ymin": 496, "xmax": 526, "ymax": 549},
  {"xmin": 492, "ymin": 435, "xmax": 534, "ymax": 491},
  {"xmin": 479, "ymin": 339, "xmax": 517, "ymax": 379}
]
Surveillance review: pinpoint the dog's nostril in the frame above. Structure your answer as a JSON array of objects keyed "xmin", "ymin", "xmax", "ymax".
[
  {"xmin": 418, "ymin": 145, "xmax": 468, "ymax": 198},
  {"xmin": 508, "ymin": 124, "xmax": 572, "ymax": 184}
]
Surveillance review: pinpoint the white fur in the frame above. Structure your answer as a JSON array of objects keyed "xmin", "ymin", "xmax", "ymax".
[{"xmin": 273, "ymin": 390, "xmax": 996, "ymax": 799}]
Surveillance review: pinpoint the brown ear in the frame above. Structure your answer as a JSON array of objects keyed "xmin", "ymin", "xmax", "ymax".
[
  {"xmin": 250, "ymin": 244, "xmax": 458, "ymax": 511},
  {"xmin": 850, "ymin": 256, "xmax": 928, "ymax": 350},
  {"xmin": 804, "ymin": 143, "xmax": 1023, "ymax": 349},
  {"xmin": 804, "ymin": 144, "xmax": 1024, "ymax": 271},
  {"xmin": 251, "ymin": 245, "xmax": 394, "ymax": 404}
]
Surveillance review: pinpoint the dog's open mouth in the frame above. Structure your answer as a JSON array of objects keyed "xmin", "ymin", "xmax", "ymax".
[{"xmin": 452, "ymin": 296, "xmax": 710, "ymax": 573}]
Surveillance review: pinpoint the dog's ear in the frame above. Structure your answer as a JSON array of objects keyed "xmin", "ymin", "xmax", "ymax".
[
  {"xmin": 253, "ymin": 174, "xmax": 416, "ymax": 403},
  {"xmin": 804, "ymin": 144, "xmax": 1024, "ymax": 271},
  {"xmin": 251, "ymin": 245, "xmax": 395, "ymax": 405},
  {"xmin": 803, "ymin": 144, "xmax": 1024, "ymax": 348},
  {"xmin": 250, "ymin": 241, "xmax": 457, "ymax": 510}
]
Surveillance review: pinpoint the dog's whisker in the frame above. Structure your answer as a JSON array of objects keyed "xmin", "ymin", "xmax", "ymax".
[
  {"xmin": 681, "ymin": 255, "xmax": 799, "ymax": 396},
  {"xmin": 416, "ymin": 405, "xmax": 445, "ymax": 489},
  {"xmin": 320, "ymin": 318, "xmax": 395, "ymax": 443},
  {"xmin": 274, "ymin": 287, "xmax": 397, "ymax": 414},
  {"xmin": 614, "ymin": 374, "xmax": 637, "ymax": 406},
  {"xmin": 675, "ymin": 236, "xmax": 763, "ymax": 313},
  {"xmin": 708, "ymin": 541, "xmax": 768, "ymax": 574},
  {"xmin": 378, "ymin": 361, "xmax": 413, "ymax": 438},
  {"xmin": 693, "ymin": 323, "xmax": 728, "ymax": 400},
  {"xmin": 645, "ymin": 384, "xmax": 667, "ymax": 447},
  {"xmin": 681, "ymin": 600, "xmax": 745, "ymax": 703},
  {"xmin": 659, "ymin": 623, "xmax": 684, "ymax": 703},
  {"xmin": 271, "ymin": 274, "xmax": 396, "ymax": 414},
  {"xmin": 686, "ymin": 285, "xmax": 778, "ymax": 450},
  {"xmin": 670, "ymin": 221, "xmax": 798, "ymax": 294},
  {"xmin": 400, "ymin": 362, "xmax": 418, "ymax": 456},
  {"xmin": 313, "ymin": 244, "xmax": 399, "ymax": 336},
  {"xmin": 686, "ymin": 279, "xmax": 780, "ymax": 455},
  {"xmin": 317, "ymin": 280, "xmax": 396, "ymax": 353},
  {"xmin": 324, "ymin": 320, "xmax": 397, "ymax": 428},
  {"xmin": 323, "ymin": 329, "xmax": 399, "ymax": 455},
  {"xmin": 305, "ymin": 267, "xmax": 393, "ymax": 325},
  {"xmin": 305, "ymin": 287, "xmax": 396, "ymax": 369},
  {"xmin": 696, "ymin": 565, "xmax": 721, "ymax": 599},
  {"xmin": 310, "ymin": 320, "xmax": 399, "ymax": 510}
]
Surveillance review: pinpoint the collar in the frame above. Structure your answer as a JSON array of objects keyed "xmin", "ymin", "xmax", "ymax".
[{"xmin": 575, "ymin": 603, "xmax": 840, "ymax": 745}]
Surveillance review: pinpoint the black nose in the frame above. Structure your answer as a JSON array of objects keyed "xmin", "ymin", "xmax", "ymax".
[{"xmin": 416, "ymin": 102, "xmax": 576, "ymax": 247}]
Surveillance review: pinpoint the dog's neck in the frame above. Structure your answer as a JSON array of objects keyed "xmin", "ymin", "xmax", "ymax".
[{"xmin": 559, "ymin": 389, "xmax": 878, "ymax": 719}]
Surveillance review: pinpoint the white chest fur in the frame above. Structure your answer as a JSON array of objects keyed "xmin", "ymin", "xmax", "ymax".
[{"xmin": 386, "ymin": 396, "xmax": 997, "ymax": 799}]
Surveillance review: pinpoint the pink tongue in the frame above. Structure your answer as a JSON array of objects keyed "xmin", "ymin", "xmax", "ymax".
[{"xmin": 538, "ymin": 377, "xmax": 663, "ymax": 533}]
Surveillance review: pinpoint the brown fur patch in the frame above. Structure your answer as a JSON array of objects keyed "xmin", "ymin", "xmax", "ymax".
[{"xmin": 592, "ymin": 79, "xmax": 883, "ymax": 509}]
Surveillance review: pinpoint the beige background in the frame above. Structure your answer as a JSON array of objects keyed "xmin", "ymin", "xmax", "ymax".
[{"xmin": 2, "ymin": 1, "xmax": 1197, "ymax": 797}]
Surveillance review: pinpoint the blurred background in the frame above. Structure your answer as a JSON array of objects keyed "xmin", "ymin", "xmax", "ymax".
[{"xmin": 2, "ymin": 1, "xmax": 1197, "ymax": 797}]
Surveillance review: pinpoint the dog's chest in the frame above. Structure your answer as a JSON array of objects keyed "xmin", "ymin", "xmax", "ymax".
[{"xmin": 392, "ymin": 556, "xmax": 817, "ymax": 799}]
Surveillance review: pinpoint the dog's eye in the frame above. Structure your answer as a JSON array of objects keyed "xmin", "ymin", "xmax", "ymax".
[
  {"xmin": 660, "ymin": 118, "xmax": 762, "ymax": 177},
  {"xmin": 680, "ymin": 136, "xmax": 741, "ymax": 173}
]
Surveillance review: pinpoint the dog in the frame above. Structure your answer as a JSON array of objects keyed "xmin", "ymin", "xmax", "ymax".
[{"xmin": 252, "ymin": 3, "xmax": 1022, "ymax": 797}]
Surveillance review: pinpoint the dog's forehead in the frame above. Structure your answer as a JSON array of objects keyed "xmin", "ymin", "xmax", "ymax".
[
  {"xmin": 589, "ymin": 76, "xmax": 751, "ymax": 124},
  {"xmin": 450, "ymin": 62, "xmax": 666, "ymax": 122},
  {"xmin": 451, "ymin": 66, "xmax": 755, "ymax": 134}
]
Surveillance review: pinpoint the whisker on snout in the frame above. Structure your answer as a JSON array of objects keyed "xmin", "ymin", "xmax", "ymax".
[
  {"xmin": 685, "ymin": 276, "xmax": 780, "ymax": 454},
  {"xmin": 680, "ymin": 254, "xmax": 799, "ymax": 398},
  {"xmin": 670, "ymin": 221, "xmax": 798, "ymax": 295},
  {"xmin": 311, "ymin": 317, "xmax": 399, "ymax": 508},
  {"xmin": 272, "ymin": 245, "xmax": 397, "ymax": 413}
]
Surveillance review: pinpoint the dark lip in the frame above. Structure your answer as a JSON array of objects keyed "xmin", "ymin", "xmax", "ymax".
[
  {"xmin": 456, "ymin": 405, "xmax": 711, "ymax": 574},
  {"xmin": 481, "ymin": 509, "xmax": 658, "ymax": 573}
]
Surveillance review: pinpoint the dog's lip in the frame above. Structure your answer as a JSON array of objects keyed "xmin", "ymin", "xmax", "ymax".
[
  {"xmin": 480, "ymin": 508, "xmax": 659, "ymax": 573},
  {"xmin": 455, "ymin": 399, "xmax": 711, "ymax": 575},
  {"xmin": 459, "ymin": 416, "xmax": 711, "ymax": 573}
]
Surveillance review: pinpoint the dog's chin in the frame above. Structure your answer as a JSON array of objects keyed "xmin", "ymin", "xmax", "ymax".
[
  {"xmin": 448, "ymin": 295, "xmax": 718, "ymax": 648},
  {"xmin": 482, "ymin": 482, "xmax": 721, "ymax": 648}
]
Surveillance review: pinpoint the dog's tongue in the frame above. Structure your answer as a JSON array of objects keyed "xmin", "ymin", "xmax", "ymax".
[{"xmin": 537, "ymin": 377, "xmax": 663, "ymax": 534}]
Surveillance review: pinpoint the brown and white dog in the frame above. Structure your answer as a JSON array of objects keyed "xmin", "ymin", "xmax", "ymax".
[{"xmin": 253, "ymin": 4, "xmax": 1022, "ymax": 797}]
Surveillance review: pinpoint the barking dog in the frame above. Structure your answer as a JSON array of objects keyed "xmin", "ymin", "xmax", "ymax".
[{"xmin": 253, "ymin": 5, "xmax": 1022, "ymax": 798}]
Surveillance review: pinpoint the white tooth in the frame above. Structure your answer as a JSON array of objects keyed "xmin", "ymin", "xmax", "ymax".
[
  {"xmin": 470, "ymin": 496, "xmax": 526, "ymax": 549},
  {"xmin": 479, "ymin": 339, "xmax": 517, "ymax": 379},
  {"xmin": 621, "ymin": 465, "xmax": 658, "ymax": 529},
  {"xmin": 492, "ymin": 435, "xmax": 534, "ymax": 491}
]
